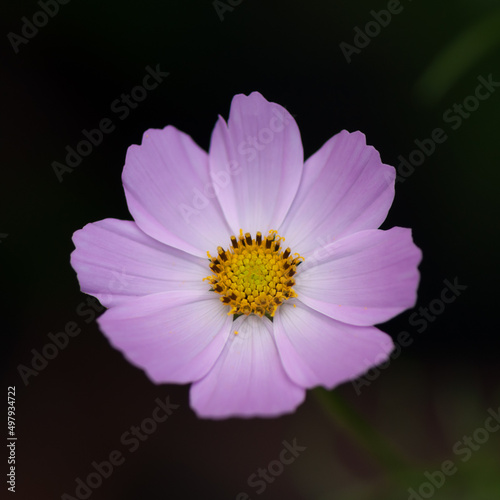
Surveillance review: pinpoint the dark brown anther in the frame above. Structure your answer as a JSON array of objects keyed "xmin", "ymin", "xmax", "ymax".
[
  {"xmin": 265, "ymin": 236, "xmax": 273, "ymax": 249},
  {"xmin": 230, "ymin": 236, "xmax": 238, "ymax": 249},
  {"xmin": 221, "ymin": 297, "xmax": 231, "ymax": 304},
  {"xmin": 283, "ymin": 248, "xmax": 291, "ymax": 259},
  {"xmin": 210, "ymin": 264, "xmax": 221, "ymax": 273},
  {"xmin": 285, "ymin": 279, "xmax": 295, "ymax": 287},
  {"xmin": 245, "ymin": 233, "xmax": 252, "ymax": 245},
  {"xmin": 256, "ymin": 232, "xmax": 262, "ymax": 245},
  {"xmin": 274, "ymin": 242, "xmax": 280, "ymax": 252},
  {"xmin": 217, "ymin": 246, "xmax": 228, "ymax": 261},
  {"xmin": 214, "ymin": 284, "xmax": 223, "ymax": 292},
  {"xmin": 283, "ymin": 261, "xmax": 290, "ymax": 270}
]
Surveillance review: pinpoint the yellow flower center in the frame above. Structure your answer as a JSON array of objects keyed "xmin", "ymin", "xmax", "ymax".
[{"xmin": 205, "ymin": 230, "xmax": 303, "ymax": 317}]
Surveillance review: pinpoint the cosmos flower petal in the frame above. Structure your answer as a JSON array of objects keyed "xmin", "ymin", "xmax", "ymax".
[
  {"xmin": 190, "ymin": 314, "xmax": 305, "ymax": 419},
  {"xmin": 295, "ymin": 227, "xmax": 422, "ymax": 326},
  {"xmin": 123, "ymin": 126, "xmax": 232, "ymax": 257},
  {"xmin": 209, "ymin": 92, "xmax": 303, "ymax": 235},
  {"xmin": 71, "ymin": 218, "xmax": 208, "ymax": 308},
  {"xmin": 97, "ymin": 291, "xmax": 232, "ymax": 384},
  {"xmin": 279, "ymin": 130, "xmax": 396, "ymax": 255},
  {"xmin": 274, "ymin": 302, "xmax": 394, "ymax": 389}
]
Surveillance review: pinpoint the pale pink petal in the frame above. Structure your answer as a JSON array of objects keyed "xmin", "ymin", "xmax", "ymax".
[
  {"xmin": 295, "ymin": 227, "xmax": 421, "ymax": 326},
  {"xmin": 71, "ymin": 218, "xmax": 209, "ymax": 308},
  {"xmin": 97, "ymin": 291, "xmax": 232, "ymax": 384},
  {"xmin": 209, "ymin": 92, "xmax": 303, "ymax": 235},
  {"xmin": 123, "ymin": 126, "xmax": 232, "ymax": 257},
  {"xmin": 274, "ymin": 301, "xmax": 394, "ymax": 389},
  {"xmin": 190, "ymin": 314, "xmax": 305, "ymax": 419},
  {"xmin": 279, "ymin": 130, "xmax": 395, "ymax": 256},
  {"xmin": 274, "ymin": 301, "xmax": 394, "ymax": 388}
]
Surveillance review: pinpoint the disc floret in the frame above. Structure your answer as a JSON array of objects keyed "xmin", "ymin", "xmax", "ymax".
[{"xmin": 205, "ymin": 230, "xmax": 303, "ymax": 317}]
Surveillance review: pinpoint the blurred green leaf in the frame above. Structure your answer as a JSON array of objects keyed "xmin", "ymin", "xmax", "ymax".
[{"xmin": 415, "ymin": 6, "xmax": 500, "ymax": 105}]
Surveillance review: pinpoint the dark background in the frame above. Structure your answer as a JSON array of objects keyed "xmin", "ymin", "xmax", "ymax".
[{"xmin": 2, "ymin": 1, "xmax": 499, "ymax": 499}]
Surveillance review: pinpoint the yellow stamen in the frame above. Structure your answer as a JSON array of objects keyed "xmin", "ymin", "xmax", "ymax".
[{"xmin": 205, "ymin": 230, "xmax": 303, "ymax": 317}]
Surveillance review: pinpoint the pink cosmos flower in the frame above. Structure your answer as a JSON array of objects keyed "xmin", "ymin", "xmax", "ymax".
[{"xmin": 71, "ymin": 92, "xmax": 421, "ymax": 419}]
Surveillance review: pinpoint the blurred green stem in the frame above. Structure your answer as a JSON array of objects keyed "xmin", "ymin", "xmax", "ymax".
[{"xmin": 313, "ymin": 387, "xmax": 415, "ymax": 483}]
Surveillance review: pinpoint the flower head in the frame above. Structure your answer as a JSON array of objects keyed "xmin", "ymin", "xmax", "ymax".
[{"xmin": 71, "ymin": 92, "xmax": 422, "ymax": 418}]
